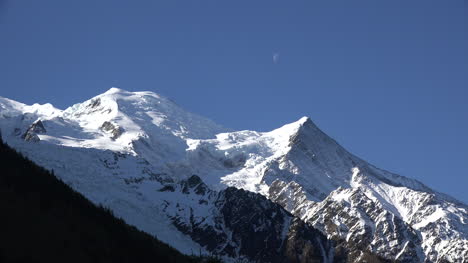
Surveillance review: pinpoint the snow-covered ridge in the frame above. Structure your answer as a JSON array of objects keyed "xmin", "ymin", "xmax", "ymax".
[
  {"xmin": 0, "ymin": 96, "xmax": 61, "ymax": 117},
  {"xmin": 1, "ymin": 88, "xmax": 227, "ymax": 156},
  {"xmin": 0, "ymin": 88, "xmax": 466, "ymax": 262}
]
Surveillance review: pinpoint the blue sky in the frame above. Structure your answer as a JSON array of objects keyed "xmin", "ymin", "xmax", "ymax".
[{"xmin": 0, "ymin": 0, "xmax": 467, "ymax": 202}]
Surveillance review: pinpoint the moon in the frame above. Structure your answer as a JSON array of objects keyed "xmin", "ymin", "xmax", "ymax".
[{"xmin": 273, "ymin": 53, "xmax": 280, "ymax": 64}]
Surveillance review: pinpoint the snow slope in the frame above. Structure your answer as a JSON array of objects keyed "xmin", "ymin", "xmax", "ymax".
[{"xmin": 0, "ymin": 88, "xmax": 466, "ymax": 262}]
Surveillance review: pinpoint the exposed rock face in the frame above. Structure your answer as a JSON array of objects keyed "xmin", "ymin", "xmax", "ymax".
[
  {"xmin": 269, "ymin": 180, "xmax": 423, "ymax": 263},
  {"xmin": 181, "ymin": 175, "xmax": 209, "ymax": 195},
  {"xmin": 162, "ymin": 175, "xmax": 337, "ymax": 263},
  {"xmin": 71, "ymin": 98, "xmax": 113, "ymax": 118},
  {"xmin": 21, "ymin": 120, "xmax": 46, "ymax": 142},
  {"xmin": 22, "ymin": 132, "xmax": 40, "ymax": 142},
  {"xmin": 100, "ymin": 121, "xmax": 123, "ymax": 140},
  {"xmin": 88, "ymin": 98, "xmax": 101, "ymax": 108},
  {"xmin": 25, "ymin": 120, "xmax": 46, "ymax": 134}
]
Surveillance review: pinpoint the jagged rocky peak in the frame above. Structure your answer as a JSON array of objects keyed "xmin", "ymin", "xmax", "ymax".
[{"xmin": 257, "ymin": 117, "xmax": 359, "ymax": 201}]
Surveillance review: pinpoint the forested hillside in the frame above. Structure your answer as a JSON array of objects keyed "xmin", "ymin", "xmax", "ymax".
[{"xmin": 0, "ymin": 135, "xmax": 218, "ymax": 263}]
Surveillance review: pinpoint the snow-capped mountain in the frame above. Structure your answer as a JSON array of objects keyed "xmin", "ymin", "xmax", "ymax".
[{"xmin": 0, "ymin": 88, "xmax": 466, "ymax": 262}]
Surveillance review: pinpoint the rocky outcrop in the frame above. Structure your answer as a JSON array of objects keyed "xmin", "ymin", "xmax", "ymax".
[
  {"xmin": 269, "ymin": 180, "xmax": 423, "ymax": 262},
  {"xmin": 21, "ymin": 120, "xmax": 46, "ymax": 142},
  {"xmin": 88, "ymin": 98, "xmax": 101, "ymax": 108},
  {"xmin": 22, "ymin": 132, "xmax": 40, "ymax": 142},
  {"xmin": 100, "ymin": 121, "xmax": 123, "ymax": 140},
  {"xmin": 160, "ymin": 175, "xmax": 338, "ymax": 262}
]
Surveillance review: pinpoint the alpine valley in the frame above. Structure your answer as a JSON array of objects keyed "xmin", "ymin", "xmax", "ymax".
[{"xmin": 0, "ymin": 88, "xmax": 466, "ymax": 263}]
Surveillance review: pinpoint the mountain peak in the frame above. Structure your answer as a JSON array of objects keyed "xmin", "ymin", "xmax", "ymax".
[
  {"xmin": 268, "ymin": 116, "xmax": 312, "ymax": 137},
  {"xmin": 103, "ymin": 87, "xmax": 129, "ymax": 95},
  {"xmin": 297, "ymin": 116, "xmax": 311, "ymax": 125},
  {"xmin": 1, "ymin": 91, "xmax": 466, "ymax": 262}
]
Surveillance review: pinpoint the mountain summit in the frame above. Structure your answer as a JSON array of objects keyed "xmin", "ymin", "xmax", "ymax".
[{"xmin": 0, "ymin": 89, "xmax": 466, "ymax": 262}]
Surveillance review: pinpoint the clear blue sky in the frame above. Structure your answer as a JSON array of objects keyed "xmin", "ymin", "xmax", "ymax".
[{"xmin": 0, "ymin": 1, "xmax": 467, "ymax": 203}]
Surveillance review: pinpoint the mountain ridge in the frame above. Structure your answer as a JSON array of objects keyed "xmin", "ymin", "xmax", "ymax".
[{"xmin": 0, "ymin": 88, "xmax": 466, "ymax": 262}]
